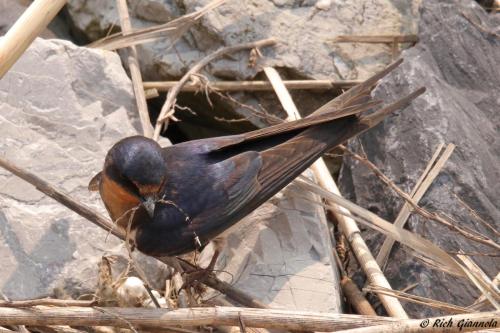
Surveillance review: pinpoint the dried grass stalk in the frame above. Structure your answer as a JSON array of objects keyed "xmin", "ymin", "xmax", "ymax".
[
  {"xmin": 375, "ymin": 143, "xmax": 453, "ymax": 269},
  {"xmin": 457, "ymin": 254, "xmax": 500, "ymax": 310},
  {"xmin": 90, "ymin": 0, "xmax": 226, "ymax": 50},
  {"xmin": 0, "ymin": 306, "xmax": 397, "ymax": 330},
  {"xmin": 364, "ymin": 285, "xmax": 471, "ymax": 314},
  {"xmin": 296, "ymin": 178, "xmax": 467, "ymax": 277},
  {"xmin": 116, "ymin": 0, "xmax": 154, "ymax": 137},
  {"xmin": 333, "ymin": 35, "xmax": 419, "ymax": 44}
]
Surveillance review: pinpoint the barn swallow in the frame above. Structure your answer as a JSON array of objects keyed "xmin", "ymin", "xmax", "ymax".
[{"xmin": 89, "ymin": 59, "xmax": 425, "ymax": 258}]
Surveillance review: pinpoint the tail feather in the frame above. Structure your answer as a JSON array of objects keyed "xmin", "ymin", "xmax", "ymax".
[
  {"xmin": 256, "ymin": 86, "xmax": 426, "ymax": 198},
  {"xmin": 313, "ymin": 59, "xmax": 403, "ymax": 115},
  {"xmin": 361, "ymin": 87, "xmax": 426, "ymax": 128}
]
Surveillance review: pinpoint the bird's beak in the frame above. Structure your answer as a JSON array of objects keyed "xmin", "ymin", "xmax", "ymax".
[{"xmin": 141, "ymin": 196, "xmax": 156, "ymax": 218}]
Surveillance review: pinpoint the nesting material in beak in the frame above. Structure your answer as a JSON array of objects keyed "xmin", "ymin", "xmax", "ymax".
[{"xmin": 141, "ymin": 196, "xmax": 156, "ymax": 218}]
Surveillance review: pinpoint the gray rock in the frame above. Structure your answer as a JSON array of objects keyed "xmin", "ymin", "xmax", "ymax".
[
  {"xmin": 202, "ymin": 176, "xmax": 341, "ymax": 312},
  {"xmin": 66, "ymin": 0, "xmax": 420, "ymax": 127},
  {"xmin": 0, "ymin": 38, "xmax": 168, "ymax": 299},
  {"xmin": 66, "ymin": 0, "xmax": 188, "ymax": 80},
  {"xmin": 68, "ymin": 0, "xmax": 419, "ymax": 81},
  {"xmin": 339, "ymin": 0, "xmax": 500, "ymax": 317}
]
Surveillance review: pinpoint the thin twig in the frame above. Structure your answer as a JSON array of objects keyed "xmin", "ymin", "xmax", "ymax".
[
  {"xmin": 460, "ymin": 10, "xmax": 500, "ymax": 39},
  {"xmin": 153, "ymin": 38, "xmax": 277, "ymax": 140},
  {"xmin": 340, "ymin": 145, "xmax": 500, "ymax": 252},
  {"xmin": 332, "ymin": 35, "xmax": 419, "ymax": 44},
  {"xmin": 0, "ymin": 299, "xmax": 95, "ymax": 308},
  {"xmin": 144, "ymin": 79, "xmax": 360, "ymax": 92},
  {"xmin": 210, "ymin": 89, "xmax": 282, "ymax": 125},
  {"xmin": 449, "ymin": 191, "xmax": 500, "ymax": 237},
  {"xmin": 90, "ymin": 0, "xmax": 226, "ymax": 50},
  {"xmin": 0, "ymin": 156, "xmax": 124, "ymax": 239}
]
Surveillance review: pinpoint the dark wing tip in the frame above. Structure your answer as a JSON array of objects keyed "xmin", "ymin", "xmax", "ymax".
[
  {"xmin": 313, "ymin": 59, "xmax": 404, "ymax": 115},
  {"xmin": 361, "ymin": 87, "xmax": 426, "ymax": 127}
]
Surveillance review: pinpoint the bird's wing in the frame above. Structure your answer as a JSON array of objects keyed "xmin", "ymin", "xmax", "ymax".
[
  {"xmin": 186, "ymin": 151, "xmax": 262, "ymax": 236},
  {"xmin": 185, "ymin": 86, "xmax": 426, "ymax": 241},
  {"xmin": 207, "ymin": 59, "xmax": 403, "ymax": 152},
  {"xmin": 203, "ymin": 99, "xmax": 380, "ymax": 152}
]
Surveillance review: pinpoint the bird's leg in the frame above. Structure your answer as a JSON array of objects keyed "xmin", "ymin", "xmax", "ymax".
[
  {"xmin": 181, "ymin": 238, "xmax": 225, "ymax": 290},
  {"xmin": 205, "ymin": 248, "xmax": 220, "ymax": 272}
]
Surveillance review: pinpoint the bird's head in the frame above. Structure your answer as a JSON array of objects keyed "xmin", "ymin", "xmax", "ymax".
[{"xmin": 104, "ymin": 136, "xmax": 166, "ymax": 217}]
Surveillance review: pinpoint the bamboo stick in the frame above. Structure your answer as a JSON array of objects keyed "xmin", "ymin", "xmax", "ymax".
[
  {"xmin": 469, "ymin": 273, "xmax": 500, "ymax": 311},
  {"xmin": 364, "ymin": 286, "xmax": 471, "ymax": 314},
  {"xmin": 143, "ymin": 79, "xmax": 360, "ymax": 93},
  {"xmin": 375, "ymin": 143, "xmax": 453, "ymax": 268},
  {"xmin": 0, "ymin": 0, "xmax": 67, "ymax": 78},
  {"xmin": 457, "ymin": 255, "xmax": 500, "ymax": 310},
  {"xmin": 341, "ymin": 277, "xmax": 377, "ymax": 316},
  {"xmin": 116, "ymin": 0, "xmax": 154, "ymax": 138},
  {"xmin": 312, "ymin": 166, "xmax": 409, "ymax": 318},
  {"xmin": 333, "ymin": 35, "xmax": 419, "ymax": 44},
  {"xmin": 0, "ymin": 307, "xmax": 497, "ymax": 333},
  {"xmin": 0, "ymin": 306, "xmax": 397, "ymax": 331},
  {"xmin": 262, "ymin": 66, "xmax": 407, "ymax": 318}
]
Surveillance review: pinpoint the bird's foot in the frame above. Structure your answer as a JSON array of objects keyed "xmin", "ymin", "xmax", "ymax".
[{"xmin": 180, "ymin": 250, "xmax": 220, "ymax": 290}]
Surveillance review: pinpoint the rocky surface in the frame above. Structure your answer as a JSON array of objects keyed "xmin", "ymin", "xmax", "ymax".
[
  {"xmin": 203, "ymin": 174, "xmax": 341, "ymax": 312},
  {"xmin": 68, "ymin": 0, "xmax": 420, "ymax": 80},
  {"xmin": 0, "ymin": 38, "xmax": 169, "ymax": 299},
  {"xmin": 66, "ymin": 0, "xmax": 420, "ymax": 128},
  {"xmin": 339, "ymin": 0, "xmax": 500, "ymax": 317}
]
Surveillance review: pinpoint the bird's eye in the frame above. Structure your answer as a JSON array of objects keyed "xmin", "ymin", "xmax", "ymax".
[{"xmin": 118, "ymin": 176, "xmax": 141, "ymax": 197}]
